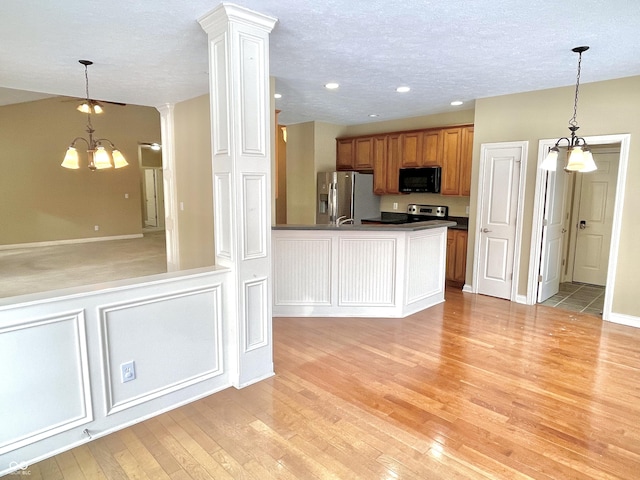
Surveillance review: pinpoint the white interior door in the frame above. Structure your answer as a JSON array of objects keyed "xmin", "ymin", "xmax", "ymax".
[
  {"xmin": 537, "ymin": 168, "xmax": 567, "ymax": 302},
  {"xmin": 476, "ymin": 145, "xmax": 523, "ymax": 299},
  {"xmin": 572, "ymin": 151, "xmax": 618, "ymax": 285},
  {"xmin": 144, "ymin": 169, "xmax": 158, "ymax": 228}
]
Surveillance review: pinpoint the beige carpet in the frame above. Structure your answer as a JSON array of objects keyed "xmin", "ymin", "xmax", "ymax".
[{"xmin": 0, "ymin": 232, "xmax": 167, "ymax": 299}]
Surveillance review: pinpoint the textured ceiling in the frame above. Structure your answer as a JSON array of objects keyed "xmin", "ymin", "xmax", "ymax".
[{"xmin": 1, "ymin": 0, "xmax": 639, "ymax": 126}]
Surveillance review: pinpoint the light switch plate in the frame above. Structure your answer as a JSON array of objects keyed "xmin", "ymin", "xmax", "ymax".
[{"xmin": 121, "ymin": 361, "xmax": 136, "ymax": 383}]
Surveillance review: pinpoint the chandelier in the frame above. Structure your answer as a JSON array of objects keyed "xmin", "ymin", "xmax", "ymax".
[
  {"xmin": 61, "ymin": 60, "xmax": 128, "ymax": 170},
  {"xmin": 540, "ymin": 46, "xmax": 597, "ymax": 173}
]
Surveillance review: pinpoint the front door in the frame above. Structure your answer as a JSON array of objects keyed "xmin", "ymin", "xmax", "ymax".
[
  {"xmin": 572, "ymin": 151, "xmax": 618, "ymax": 285},
  {"xmin": 475, "ymin": 144, "xmax": 524, "ymax": 300}
]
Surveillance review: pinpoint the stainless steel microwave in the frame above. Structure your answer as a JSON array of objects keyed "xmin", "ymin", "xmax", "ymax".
[{"xmin": 398, "ymin": 167, "xmax": 441, "ymax": 193}]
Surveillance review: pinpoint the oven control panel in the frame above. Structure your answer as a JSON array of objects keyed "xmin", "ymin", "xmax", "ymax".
[{"xmin": 406, "ymin": 204, "xmax": 448, "ymax": 218}]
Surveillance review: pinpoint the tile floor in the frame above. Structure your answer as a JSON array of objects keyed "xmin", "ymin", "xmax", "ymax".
[{"xmin": 541, "ymin": 282, "xmax": 605, "ymax": 316}]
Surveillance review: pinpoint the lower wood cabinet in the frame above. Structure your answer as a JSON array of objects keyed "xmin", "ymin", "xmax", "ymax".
[{"xmin": 446, "ymin": 229, "xmax": 468, "ymax": 287}]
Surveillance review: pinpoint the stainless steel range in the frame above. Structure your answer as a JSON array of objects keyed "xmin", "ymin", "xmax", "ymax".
[{"xmin": 406, "ymin": 204, "xmax": 448, "ymax": 222}]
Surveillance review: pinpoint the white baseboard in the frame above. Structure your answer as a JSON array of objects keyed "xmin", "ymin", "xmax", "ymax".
[
  {"xmin": 462, "ymin": 284, "xmax": 473, "ymax": 293},
  {"xmin": 514, "ymin": 294, "xmax": 528, "ymax": 304},
  {"xmin": 606, "ymin": 312, "xmax": 640, "ymax": 329},
  {"xmin": 0, "ymin": 234, "xmax": 144, "ymax": 251}
]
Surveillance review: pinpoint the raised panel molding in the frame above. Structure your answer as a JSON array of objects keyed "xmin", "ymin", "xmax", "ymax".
[
  {"xmin": 273, "ymin": 238, "xmax": 332, "ymax": 305},
  {"xmin": 214, "ymin": 172, "xmax": 233, "ymax": 260},
  {"xmin": 212, "ymin": 33, "xmax": 230, "ymax": 155},
  {"xmin": 239, "ymin": 33, "xmax": 266, "ymax": 156},
  {"xmin": 99, "ymin": 286, "xmax": 224, "ymax": 415},
  {"xmin": 244, "ymin": 277, "xmax": 268, "ymax": 352},
  {"xmin": 242, "ymin": 173, "xmax": 267, "ymax": 259},
  {"xmin": 339, "ymin": 237, "xmax": 396, "ymax": 305},
  {"xmin": 0, "ymin": 311, "xmax": 92, "ymax": 454}
]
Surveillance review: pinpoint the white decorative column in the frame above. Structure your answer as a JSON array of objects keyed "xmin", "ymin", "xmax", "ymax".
[
  {"xmin": 156, "ymin": 103, "xmax": 180, "ymax": 272},
  {"xmin": 199, "ymin": 4, "xmax": 277, "ymax": 387}
]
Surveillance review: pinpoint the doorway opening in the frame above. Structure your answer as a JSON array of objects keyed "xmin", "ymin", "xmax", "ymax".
[
  {"xmin": 139, "ymin": 143, "xmax": 165, "ymax": 232},
  {"xmin": 529, "ymin": 134, "xmax": 631, "ymax": 322}
]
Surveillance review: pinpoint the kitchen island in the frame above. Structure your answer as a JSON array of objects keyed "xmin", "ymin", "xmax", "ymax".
[{"xmin": 272, "ymin": 220, "xmax": 455, "ymax": 318}]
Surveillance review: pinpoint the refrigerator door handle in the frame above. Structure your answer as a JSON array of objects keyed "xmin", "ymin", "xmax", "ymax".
[{"xmin": 329, "ymin": 182, "xmax": 337, "ymax": 225}]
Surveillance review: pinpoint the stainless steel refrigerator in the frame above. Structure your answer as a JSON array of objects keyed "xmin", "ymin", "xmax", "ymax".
[{"xmin": 316, "ymin": 171, "xmax": 380, "ymax": 225}]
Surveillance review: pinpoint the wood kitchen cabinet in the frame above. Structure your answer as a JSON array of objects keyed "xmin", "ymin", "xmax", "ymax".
[
  {"xmin": 446, "ymin": 229, "xmax": 468, "ymax": 287},
  {"xmin": 399, "ymin": 131, "xmax": 422, "ymax": 167},
  {"xmin": 421, "ymin": 129, "xmax": 442, "ymax": 166},
  {"xmin": 337, "ymin": 138, "xmax": 355, "ymax": 170},
  {"xmin": 460, "ymin": 126, "xmax": 474, "ymax": 196},
  {"xmin": 385, "ymin": 134, "xmax": 402, "ymax": 194},
  {"xmin": 354, "ymin": 137, "xmax": 375, "ymax": 170},
  {"xmin": 372, "ymin": 135, "xmax": 388, "ymax": 194}
]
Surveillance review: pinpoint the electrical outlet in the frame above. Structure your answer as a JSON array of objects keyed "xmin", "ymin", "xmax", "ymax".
[
  {"xmin": 94, "ymin": 225, "xmax": 99, "ymax": 231},
  {"xmin": 124, "ymin": 193, "xmax": 129, "ymax": 199},
  {"xmin": 121, "ymin": 361, "xmax": 136, "ymax": 383},
  {"xmin": 393, "ymin": 202, "xmax": 398, "ymax": 210}
]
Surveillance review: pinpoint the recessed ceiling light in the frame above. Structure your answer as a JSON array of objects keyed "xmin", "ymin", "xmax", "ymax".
[
  {"xmin": 451, "ymin": 100, "xmax": 463, "ymax": 106},
  {"xmin": 368, "ymin": 114, "xmax": 379, "ymax": 118},
  {"xmin": 274, "ymin": 93, "xmax": 282, "ymax": 99},
  {"xmin": 396, "ymin": 86, "xmax": 410, "ymax": 93},
  {"xmin": 325, "ymin": 82, "xmax": 339, "ymax": 90}
]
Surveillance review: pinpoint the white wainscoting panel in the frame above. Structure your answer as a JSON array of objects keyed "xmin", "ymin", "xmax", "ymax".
[
  {"xmin": 338, "ymin": 237, "xmax": 396, "ymax": 306},
  {"xmin": 0, "ymin": 311, "xmax": 92, "ymax": 454},
  {"xmin": 244, "ymin": 277, "xmax": 268, "ymax": 352},
  {"xmin": 242, "ymin": 173, "xmax": 267, "ymax": 259},
  {"xmin": 214, "ymin": 172, "xmax": 233, "ymax": 261},
  {"xmin": 406, "ymin": 232, "xmax": 444, "ymax": 304},
  {"xmin": 211, "ymin": 33, "xmax": 230, "ymax": 155},
  {"xmin": 273, "ymin": 237, "xmax": 332, "ymax": 305},
  {"xmin": 100, "ymin": 286, "xmax": 223, "ymax": 414}
]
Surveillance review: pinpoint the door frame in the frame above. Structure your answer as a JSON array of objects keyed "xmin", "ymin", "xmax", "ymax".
[
  {"xmin": 471, "ymin": 141, "xmax": 528, "ymax": 302},
  {"xmin": 528, "ymin": 134, "xmax": 631, "ymax": 322}
]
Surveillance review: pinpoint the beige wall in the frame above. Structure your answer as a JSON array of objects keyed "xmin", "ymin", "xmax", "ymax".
[
  {"xmin": 472, "ymin": 75, "xmax": 640, "ymax": 316},
  {"xmin": 173, "ymin": 94, "xmax": 215, "ymax": 269},
  {"xmin": 0, "ymin": 97, "xmax": 160, "ymax": 245}
]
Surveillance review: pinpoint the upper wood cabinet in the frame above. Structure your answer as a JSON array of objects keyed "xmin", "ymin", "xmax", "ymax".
[
  {"xmin": 385, "ymin": 134, "xmax": 401, "ymax": 194},
  {"xmin": 372, "ymin": 136, "xmax": 388, "ymax": 195},
  {"xmin": 354, "ymin": 137, "xmax": 374, "ymax": 170},
  {"xmin": 400, "ymin": 131, "xmax": 422, "ymax": 168},
  {"xmin": 421, "ymin": 129, "xmax": 442, "ymax": 166},
  {"xmin": 460, "ymin": 126, "xmax": 474, "ymax": 196},
  {"xmin": 440, "ymin": 127, "xmax": 463, "ymax": 195},
  {"xmin": 337, "ymin": 138, "xmax": 354, "ymax": 170}
]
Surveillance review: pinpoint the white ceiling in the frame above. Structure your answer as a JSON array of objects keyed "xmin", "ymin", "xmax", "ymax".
[{"xmin": 1, "ymin": 0, "xmax": 639, "ymax": 126}]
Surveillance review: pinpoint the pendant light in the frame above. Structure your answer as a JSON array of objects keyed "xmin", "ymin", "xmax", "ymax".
[
  {"xmin": 540, "ymin": 46, "xmax": 597, "ymax": 173},
  {"xmin": 61, "ymin": 60, "xmax": 128, "ymax": 171}
]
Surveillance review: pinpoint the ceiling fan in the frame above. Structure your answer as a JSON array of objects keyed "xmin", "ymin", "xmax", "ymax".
[{"xmin": 62, "ymin": 60, "xmax": 126, "ymax": 113}]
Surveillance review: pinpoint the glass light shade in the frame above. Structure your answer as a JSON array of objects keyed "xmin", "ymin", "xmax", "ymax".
[
  {"xmin": 77, "ymin": 102, "xmax": 91, "ymax": 114},
  {"xmin": 580, "ymin": 149, "xmax": 597, "ymax": 172},
  {"xmin": 93, "ymin": 103, "xmax": 103, "ymax": 114},
  {"xmin": 93, "ymin": 146, "xmax": 112, "ymax": 169},
  {"xmin": 540, "ymin": 147, "xmax": 559, "ymax": 171},
  {"xmin": 565, "ymin": 146, "xmax": 587, "ymax": 171},
  {"xmin": 112, "ymin": 149, "xmax": 128, "ymax": 168},
  {"xmin": 61, "ymin": 146, "xmax": 80, "ymax": 169}
]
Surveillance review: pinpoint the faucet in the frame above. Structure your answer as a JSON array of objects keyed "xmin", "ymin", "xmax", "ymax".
[{"xmin": 336, "ymin": 216, "xmax": 354, "ymax": 226}]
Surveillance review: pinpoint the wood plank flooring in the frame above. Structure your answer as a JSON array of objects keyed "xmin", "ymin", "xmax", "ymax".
[{"xmin": 26, "ymin": 289, "xmax": 640, "ymax": 479}]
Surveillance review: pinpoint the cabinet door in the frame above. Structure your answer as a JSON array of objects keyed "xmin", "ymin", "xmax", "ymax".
[
  {"xmin": 400, "ymin": 131, "xmax": 422, "ymax": 167},
  {"xmin": 460, "ymin": 126, "xmax": 474, "ymax": 196},
  {"xmin": 337, "ymin": 139, "xmax": 354, "ymax": 170},
  {"xmin": 421, "ymin": 129, "xmax": 442, "ymax": 166},
  {"xmin": 386, "ymin": 134, "xmax": 401, "ymax": 194},
  {"xmin": 440, "ymin": 127, "xmax": 463, "ymax": 195},
  {"xmin": 372, "ymin": 136, "xmax": 387, "ymax": 195},
  {"xmin": 453, "ymin": 230, "xmax": 468, "ymax": 283},
  {"xmin": 446, "ymin": 230, "xmax": 456, "ymax": 282},
  {"xmin": 354, "ymin": 137, "xmax": 374, "ymax": 170}
]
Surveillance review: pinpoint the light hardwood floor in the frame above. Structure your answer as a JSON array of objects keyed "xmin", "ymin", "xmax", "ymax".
[{"xmin": 25, "ymin": 289, "xmax": 640, "ymax": 479}]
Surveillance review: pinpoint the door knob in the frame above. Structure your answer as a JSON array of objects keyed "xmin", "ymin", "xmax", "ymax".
[
  {"xmin": 579, "ymin": 220, "xmax": 587, "ymax": 229},
  {"xmin": 481, "ymin": 228, "xmax": 491, "ymax": 233}
]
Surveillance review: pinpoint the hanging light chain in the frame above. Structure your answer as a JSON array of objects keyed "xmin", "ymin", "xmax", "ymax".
[{"xmin": 569, "ymin": 49, "xmax": 584, "ymax": 128}]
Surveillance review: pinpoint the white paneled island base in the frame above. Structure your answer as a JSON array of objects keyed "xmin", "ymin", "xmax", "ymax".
[{"xmin": 272, "ymin": 222, "xmax": 453, "ymax": 317}]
